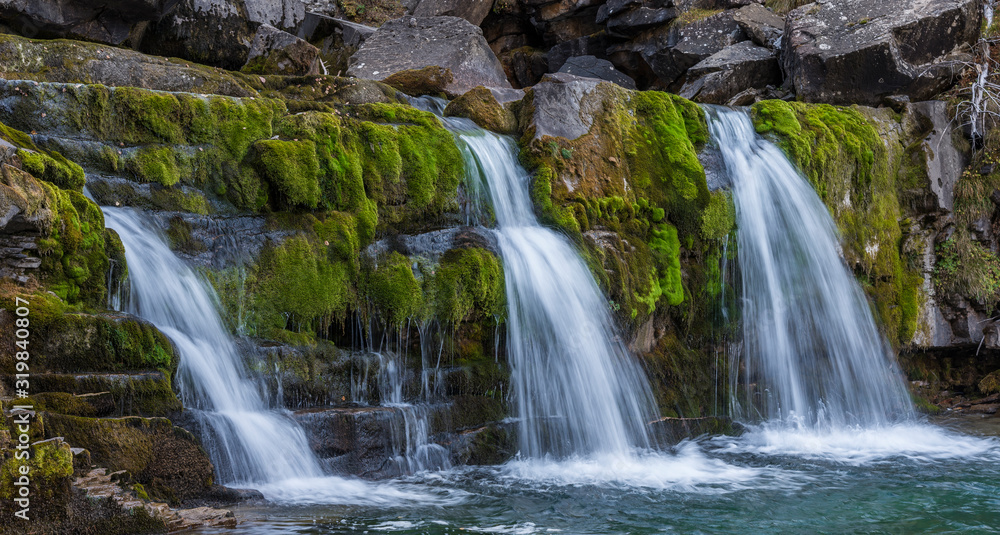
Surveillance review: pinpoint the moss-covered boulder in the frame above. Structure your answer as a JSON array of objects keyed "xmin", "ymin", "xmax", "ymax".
[
  {"xmin": 43, "ymin": 414, "xmax": 214, "ymax": 503},
  {"xmin": 444, "ymin": 86, "xmax": 519, "ymax": 135}
]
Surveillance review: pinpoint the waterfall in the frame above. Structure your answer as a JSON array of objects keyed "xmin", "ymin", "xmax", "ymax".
[
  {"xmin": 418, "ymin": 101, "xmax": 658, "ymax": 459},
  {"xmin": 707, "ymin": 108, "xmax": 915, "ymax": 429},
  {"xmin": 103, "ymin": 208, "xmax": 325, "ymax": 485}
]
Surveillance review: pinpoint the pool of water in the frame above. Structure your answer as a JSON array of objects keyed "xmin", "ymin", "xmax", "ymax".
[{"xmin": 185, "ymin": 418, "xmax": 1000, "ymax": 534}]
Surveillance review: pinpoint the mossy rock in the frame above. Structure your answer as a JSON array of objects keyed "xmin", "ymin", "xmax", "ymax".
[
  {"xmin": 30, "ymin": 372, "xmax": 180, "ymax": 417},
  {"xmin": 382, "ymin": 66, "xmax": 454, "ymax": 97},
  {"xmin": 444, "ymin": 86, "xmax": 518, "ymax": 135},
  {"xmin": 0, "ymin": 294, "xmax": 176, "ymax": 375},
  {"xmin": 42, "ymin": 414, "xmax": 213, "ymax": 503},
  {"xmin": 0, "ymin": 437, "xmax": 73, "ymax": 502},
  {"xmin": 979, "ymin": 369, "xmax": 1000, "ymax": 395}
]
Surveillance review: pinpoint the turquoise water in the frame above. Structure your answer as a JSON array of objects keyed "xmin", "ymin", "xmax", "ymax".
[{"xmin": 187, "ymin": 418, "xmax": 1000, "ymax": 534}]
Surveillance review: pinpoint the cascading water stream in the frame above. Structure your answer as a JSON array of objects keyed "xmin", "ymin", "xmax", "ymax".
[
  {"xmin": 103, "ymin": 208, "xmax": 325, "ymax": 485},
  {"xmin": 102, "ymin": 208, "xmax": 454, "ymax": 504},
  {"xmin": 411, "ymin": 97, "xmax": 659, "ymax": 459},
  {"xmin": 707, "ymin": 107, "xmax": 915, "ymax": 429}
]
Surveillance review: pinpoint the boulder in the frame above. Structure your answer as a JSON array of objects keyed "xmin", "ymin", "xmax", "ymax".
[
  {"xmin": 444, "ymin": 86, "xmax": 519, "ymax": 134},
  {"xmin": 243, "ymin": 0, "xmax": 306, "ymax": 31},
  {"xmin": 525, "ymin": 72, "xmax": 604, "ymax": 141},
  {"xmin": 559, "ymin": 55, "xmax": 638, "ymax": 89},
  {"xmin": 348, "ymin": 16, "xmax": 512, "ymax": 97},
  {"xmin": 679, "ymin": 41, "xmax": 781, "ymax": 104},
  {"xmin": 0, "ymin": 0, "xmax": 166, "ymax": 45},
  {"xmin": 299, "ymin": 13, "xmax": 376, "ymax": 74},
  {"xmin": 500, "ymin": 47, "xmax": 550, "ymax": 89},
  {"xmin": 138, "ymin": 0, "xmax": 258, "ymax": 70},
  {"xmin": 548, "ymin": 33, "xmax": 610, "ymax": 72},
  {"xmin": 733, "ymin": 3, "xmax": 784, "ymax": 48},
  {"xmin": 242, "ymin": 24, "xmax": 320, "ymax": 75},
  {"xmin": 412, "ymin": 0, "xmax": 493, "ymax": 26},
  {"xmin": 626, "ymin": 10, "xmax": 747, "ymax": 88},
  {"xmin": 597, "ymin": 0, "xmax": 679, "ymax": 37},
  {"xmin": 784, "ymin": 0, "xmax": 982, "ymax": 105}
]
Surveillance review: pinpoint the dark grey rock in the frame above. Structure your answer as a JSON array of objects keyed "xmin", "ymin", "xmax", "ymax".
[
  {"xmin": 347, "ymin": 16, "xmax": 511, "ymax": 96},
  {"xmin": 784, "ymin": 0, "xmax": 982, "ymax": 106},
  {"xmin": 299, "ymin": 13, "xmax": 375, "ymax": 75},
  {"xmin": 243, "ymin": 0, "xmax": 306, "ymax": 31},
  {"xmin": 625, "ymin": 9, "xmax": 748, "ymax": 88},
  {"xmin": 559, "ymin": 55, "xmax": 638, "ymax": 89},
  {"xmin": 412, "ymin": 0, "xmax": 493, "ymax": 26},
  {"xmin": 597, "ymin": 0, "xmax": 679, "ymax": 37},
  {"xmin": 679, "ymin": 41, "xmax": 781, "ymax": 104},
  {"xmin": 0, "ymin": 0, "xmax": 165, "ymax": 45},
  {"xmin": 138, "ymin": 0, "xmax": 258, "ymax": 70},
  {"xmin": 733, "ymin": 3, "xmax": 783, "ymax": 48},
  {"xmin": 548, "ymin": 33, "xmax": 610, "ymax": 72}
]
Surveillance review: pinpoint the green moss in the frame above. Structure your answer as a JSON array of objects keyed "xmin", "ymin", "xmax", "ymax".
[
  {"xmin": 443, "ymin": 86, "xmax": 518, "ymax": 134},
  {"xmin": 0, "ymin": 439, "xmax": 73, "ymax": 501},
  {"xmin": 700, "ymin": 191, "xmax": 735, "ymax": 242},
  {"xmin": 365, "ymin": 251, "xmax": 424, "ymax": 325},
  {"xmin": 751, "ymin": 99, "xmax": 922, "ymax": 345},
  {"xmin": 253, "ymin": 234, "xmax": 351, "ymax": 338},
  {"xmin": 431, "ymin": 248, "xmax": 505, "ymax": 324},
  {"xmin": 129, "ymin": 145, "xmax": 180, "ymax": 186},
  {"xmin": 650, "ymin": 223, "xmax": 684, "ymax": 307},
  {"xmin": 979, "ymin": 369, "xmax": 1000, "ymax": 394},
  {"xmin": 251, "ymin": 139, "xmax": 322, "ymax": 208}
]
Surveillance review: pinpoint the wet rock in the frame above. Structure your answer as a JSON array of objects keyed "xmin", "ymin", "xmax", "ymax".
[
  {"xmin": 348, "ymin": 16, "xmax": 512, "ymax": 97},
  {"xmin": 243, "ymin": 23, "xmax": 320, "ymax": 76},
  {"xmin": 0, "ymin": 0, "xmax": 166, "ymax": 46},
  {"xmin": 559, "ymin": 55, "xmax": 638, "ymax": 89},
  {"xmin": 412, "ymin": 0, "xmax": 493, "ymax": 25},
  {"xmin": 444, "ymin": 86, "xmax": 519, "ymax": 135},
  {"xmin": 679, "ymin": 41, "xmax": 781, "ymax": 104},
  {"xmin": 381, "ymin": 65, "xmax": 455, "ymax": 96},
  {"xmin": 449, "ymin": 422, "xmax": 517, "ymax": 465},
  {"xmin": 648, "ymin": 416, "xmax": 738, "ymax": 444},
  {"xmin": 732, "ymin": 3, "xmax": 784, "ymax": 48},
  {"xmin": 138, "ymin": 0, "xmax": 259, "ymax": 70},
  {"xmin": 784, "ymin": 0, "xmax": 982, "ymax": 106},
  {"xmin": 31, "ymin": 372, "xmax": 179, "ymax": 417}
]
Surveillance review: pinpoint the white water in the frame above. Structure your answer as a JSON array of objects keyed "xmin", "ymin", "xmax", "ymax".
[
  {"xmin": 708, "ymin": 108, "xmax": 914, "ymax": 429},
  {"xmin": 708, "ymin": 107, "xmax": 1000, "ymax": 462},
  {"xmin": 445, "ymin": 119, "xmax": 658, "ymax": 458},
  {"xmin": 103, "ymin": 208, "xmax": 446, "ymax": 504}
]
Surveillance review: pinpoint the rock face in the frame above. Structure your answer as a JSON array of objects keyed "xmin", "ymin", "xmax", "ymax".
[
  {"xmin": 679, "ymin": 41, "xmax": 781, "ymax": 104},
  {"xmin": 348, "ymin": 16, "xmax": 512, "ymax": 96},
  {"xmin": 784, "ymin": 0, "xmax": 982, "ymax": 105}
]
